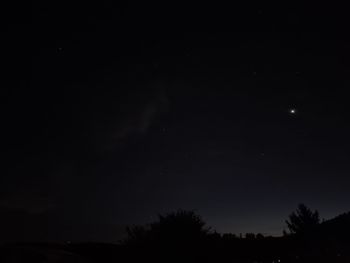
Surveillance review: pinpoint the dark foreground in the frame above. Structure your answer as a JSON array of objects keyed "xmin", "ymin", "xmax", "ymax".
[{"xmin": 1, "ymin": 239, "xmax": 349, "ymax": 263}]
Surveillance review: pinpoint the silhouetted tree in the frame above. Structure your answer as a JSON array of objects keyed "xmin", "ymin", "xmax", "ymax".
[
  {"xmin": 285, "ymin": 203, "xmax": 320, "ymax": 235},
  {"xmin": 123, "ymin": 209, "xmax": 211, "ymax": 246}
]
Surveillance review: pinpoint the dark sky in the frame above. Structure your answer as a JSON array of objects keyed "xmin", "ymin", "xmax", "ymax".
[{"xmin": 2, "ymin": 3, "xmax": 350, "ymax": 242}]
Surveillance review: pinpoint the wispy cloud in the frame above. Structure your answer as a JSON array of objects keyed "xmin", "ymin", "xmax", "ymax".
[{"xmin": 94, "ymin": 86, "xmax": 169, "ymax": 151}]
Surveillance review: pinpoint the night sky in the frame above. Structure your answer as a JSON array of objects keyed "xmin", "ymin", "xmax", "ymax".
[{"xmin": 2, "ymin": 3, "xmax": 350, "ymax": 242}]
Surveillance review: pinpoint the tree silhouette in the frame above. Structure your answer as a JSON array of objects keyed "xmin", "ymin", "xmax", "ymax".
[
  {"xmin": 123, "ymin": 209, "xmax": 211, "ymax": 246},
  {"xmin": 285, "ymin": 203, "xmax": 320, "ymax": 235}
]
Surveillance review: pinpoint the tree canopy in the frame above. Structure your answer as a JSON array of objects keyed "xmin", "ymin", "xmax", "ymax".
[
  {"xmin": 123, "ymin": 209, "xmax": 211, "ymax": 246},
  {"xmin": 285, "ymin": 203, "xmax": 320, "ymax": 235}
]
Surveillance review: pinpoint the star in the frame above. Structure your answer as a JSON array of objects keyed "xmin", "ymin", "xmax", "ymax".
[{"xmin": 289, "ymin": 108, "xmax": 297, "ymax": 114}]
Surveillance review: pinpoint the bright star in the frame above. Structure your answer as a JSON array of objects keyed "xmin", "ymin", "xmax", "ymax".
[{"xmin": 289, "ymin": 108, "xmax": 297, "ymax": 114}]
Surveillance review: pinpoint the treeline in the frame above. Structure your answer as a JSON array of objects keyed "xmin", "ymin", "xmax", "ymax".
[
  {"xmin": 119, "ymin": 204, "xmax": 350, "ymax": 262},
  {"xmin": 0, "ymin": 204, "xmax": 349, "ymax": 262}
]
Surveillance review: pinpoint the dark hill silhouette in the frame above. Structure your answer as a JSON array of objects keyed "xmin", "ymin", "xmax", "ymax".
[
  {"xmin": 319, "ymin": 211, "xmax": 350, "ymax": 245},
  {"xmin": 0, "ymin": 243, "xmax": 90, "ymax": 263}
]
